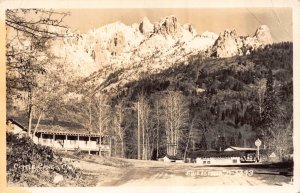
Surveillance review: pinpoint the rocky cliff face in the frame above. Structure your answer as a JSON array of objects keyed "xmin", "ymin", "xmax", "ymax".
[
  {"xmin": 48, "ymin": 16, "xmax": 273, "ymax": 94},
  {"xmin": 212, "ymin": 29, "xmax": 243, "ymax": 58},
  {"xmin": 139, "ymin": 17, "xmax": 154, "ymax": 35},
  {"xmin": 158, "ymin": 15, "xmax": 179, "ymax": 36},
  {"xmin": 49, "ymin": 15, "xmax": 219, "ymax": 78},
  {"xmin": 212, "ymin": 25, "xmax": 273, "ymax": 58},
  {"xmin": 254, "ymin": 25, "xmax": 273, "ymax": 45},
  {"xmin": 108, "ymin": 31, "xmax": 126, "ymax": 56}
]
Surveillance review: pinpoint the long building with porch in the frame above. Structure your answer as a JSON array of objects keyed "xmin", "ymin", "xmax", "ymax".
[{"xmin": 7, "ymin": 118, "xmax": 113, "ymax": 156}]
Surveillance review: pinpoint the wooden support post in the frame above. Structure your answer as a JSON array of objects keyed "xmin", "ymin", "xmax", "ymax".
[
  {"xmin": 41, "ymin": 133, "xmax": 45, "ymax": 145},
  {"xmin": 53, "ymin": 134, "xmax": 55, "ymax": 147},
  {"xmin": 99, "ymin": 136, "xmax": 101, "ymax": 156},
  {"xmin": 65, "ymin": 135, "xmax": 68, "ymax": 151},
  {"xmin": 40, "ymin": 133, "xmax": 43, "ymax": 145},
  {"xmin": 77, "ymin": 135, "xmax": 79, "ymax": 148}
]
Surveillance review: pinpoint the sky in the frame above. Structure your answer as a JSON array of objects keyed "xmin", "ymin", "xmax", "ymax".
[{"xmin": 61, "ymin": 8, "xmax": 292, "ymax": 42}]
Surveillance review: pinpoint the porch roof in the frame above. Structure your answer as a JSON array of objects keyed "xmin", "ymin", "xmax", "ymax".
[
  {"xmin": 8, "ymin": 117, "xmax": 111, "ymax": 137},
  {"xmin": 35, "ymin": 125, "xmax": 110, "ymax": 137}
]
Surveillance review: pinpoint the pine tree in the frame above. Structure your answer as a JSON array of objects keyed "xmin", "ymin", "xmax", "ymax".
[
  {"xmin": 199, "ymin": 133, "xmax": 208, "ymax": 150},
  {"xmin": 229, "ymin": 136, "xmax": 236, "ymax": 146},
  {"xmin": 221, "ymin": 111, "xmax": 225, "ymax": 121},
  {"xmin": 237, "ymin": 132, "xmax": 243, "ymax": 146},
  {"xmin": 234, "ymin": 114, "xmax": 239, "ymax": 128},
  {"xmin": 261, "ymin": 69, "xmax": 278, "ymax": 130},
  {"xmin": 217, "ymin": 136, "xmax": 227, "ymax": 151}
]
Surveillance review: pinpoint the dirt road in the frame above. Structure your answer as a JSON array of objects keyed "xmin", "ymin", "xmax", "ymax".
[
  {"xmin": 98, "ymin": 165, "xmax": 292, "ymax": 186},
  {"xmin": 70, "ymin": 157, "xmax": 293, "ymax": 186}
]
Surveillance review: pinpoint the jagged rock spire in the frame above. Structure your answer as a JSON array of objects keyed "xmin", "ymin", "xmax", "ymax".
[
  {"xmin": 254, "ymin": 25, "xmax": 273, "ymax": 45},
  {"xmin": 139, "ymin": 17, "xmax": 154, "ymax": 34}
]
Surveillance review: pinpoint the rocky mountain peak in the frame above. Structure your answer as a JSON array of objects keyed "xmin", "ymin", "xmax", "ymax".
[
  {"xmin": 254, "ymin": 25, "xmax": 273, "ymax": 45},
  {"xmin": 212, "ymin": 29, "xmax": 242, "ymax": 58},
  {"xmin": 212, "ymin": 25, "xmax": 273, "ymax": 58},
  {"xmin": 139, "ymin": 17, "xmax": 154, "ymax": 34},
  {"xmin": 154, "ymin": 15, "xmax": 179, "ymax": 36},
  {"xmin": 49, "ymin": 15, "xmax": 275, "ymax": 83},
  {"xmin": 222, "ymin": 29, "xmax": 238, "ymax": 38}
]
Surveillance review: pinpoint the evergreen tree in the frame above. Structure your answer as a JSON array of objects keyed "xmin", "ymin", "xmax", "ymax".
[
  {"xmin": 199, "ymin": 133, "xmax": 208, "ymax": 150},
  {"xmin": 217, "ymin": 136, "xmax": 227, "ymax": 151},
  {"xmin": 221, "ymin": 111, "xmax": 225, "ymax": 121},
  {"xmin": 229, "ymin": 136, "xmax": 236, "ymax": 146},
  {"xmin": 237, "ymin": 132, "xmax": 243, "ymax": 146},
  {"xmin": 261, "ymin": 69, "xmax": 278, "ymax": 130},
  {"xmin": 234, "ymin": 114, "xmax": 239, "ymax": 128},
  {"xmin": 210, "ymin": 139, "xmax": 216, "ymax": 150}
]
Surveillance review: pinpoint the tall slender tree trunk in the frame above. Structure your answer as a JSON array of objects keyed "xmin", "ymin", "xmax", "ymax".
[
  {"xmin": 142, "ymin": 116, "xmax": 145, "ymax": 159},
  {"xmin": 89, "ymin": 99, "xmax": 92, "ymax": 133},
  {"xmin": 137, "ymin": 101, "xmax": 140, "ymax": 160},
  {"xmin": 142, "ymin": 101, "xmax": 146, "ymax": 160},
  {"xmin": 28, "ymin": 90, "xmax": 33, "ymax": 138},
  {"xmin": 184, "ymin": 119, "xmax": 194, "ymax": 161},
  {"xmin": 121, "ymin": 141, "xmax": 124, "ymax": 158},
  {"xmin": 114, "ymin": 138, "xmax": 117, "ymax": 156},
  {"xmin": 28, "ymin": 105, "xmax": 32, "ymax": 137},
  {"xmin": 156, "ymin": 101, "xmax": 159, "ymax": 159},
  {"xmin": 33, "ymin": 111, "xmax": 43, "ymax": 138}
]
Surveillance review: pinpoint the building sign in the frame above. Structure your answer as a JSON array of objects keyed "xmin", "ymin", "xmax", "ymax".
[{"xmin": 255, "ymin": 139, "xmax": 261, "ymax": 147}]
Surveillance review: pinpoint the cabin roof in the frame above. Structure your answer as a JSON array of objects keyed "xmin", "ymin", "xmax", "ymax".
[
  {"xmin": 7, "ymin": 117, "xmax": 111, "ymax": 137},
  {"xmin": 164, "ymin": 155, "xmax": 183, "ymax": 160},
  {"xmin": 7, "ymin": 118, "xmax": 26, "ymax": 131},
  {"xmin": 189, "ymin": 150, "xmax": 245, "ymax": 158},
  {"xmin": 35, "ymin": 125, "xmax": 111, "ymax": 137},
  {"xmin": 224, "ymin": 146, "xmax": 257, "ymax": 151}
]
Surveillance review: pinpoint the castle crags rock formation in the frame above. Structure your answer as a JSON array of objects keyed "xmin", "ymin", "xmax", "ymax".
[
  {"xmin": 212, "ymin": 25, "xmax": 273, "ymax": 58},
  {"xmin": 48, "ymin": 15, "xmax": 273, "ymax": 94}
]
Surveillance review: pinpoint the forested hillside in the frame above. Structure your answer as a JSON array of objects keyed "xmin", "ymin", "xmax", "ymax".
[
  {"xmin": 7, "ymin": 39, "xmax": 292, "ymax": 160},
  {"xmin": 105, "ymin": 42, "xmax": 293, "ymax": 158}
]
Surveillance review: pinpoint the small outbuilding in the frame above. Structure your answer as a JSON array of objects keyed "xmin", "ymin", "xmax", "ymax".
[
  {"xmin": 224, "ymin": 146, "xmax": 256, "ymax": 151},
  {"xmin": 6, "ymin": 119, "xmax": 27, "ymax": 137},
  {"xmin": 160, "ymin": 155, "xmax": 184, "ymax": 163}
]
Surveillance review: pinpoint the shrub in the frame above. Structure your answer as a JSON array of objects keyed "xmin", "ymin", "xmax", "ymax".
[{"xmin": 6, "ymin": 132, "xmax": 81, "ymax": 185}]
